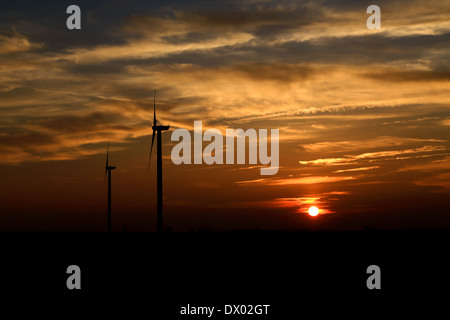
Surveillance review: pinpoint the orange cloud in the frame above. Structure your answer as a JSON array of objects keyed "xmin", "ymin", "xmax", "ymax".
[{"xmin": 238, "ymin": 175, "xmax": 355, "ymax": 185}]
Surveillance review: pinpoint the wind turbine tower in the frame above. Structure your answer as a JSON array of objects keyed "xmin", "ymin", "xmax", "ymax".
[
  {"xmin": 148, "ymin": 90, "xmax": 170, "ymax": 233},
  {"xmin": 105, "ymin": 142, "xmax": 116, "ymax": 232}
]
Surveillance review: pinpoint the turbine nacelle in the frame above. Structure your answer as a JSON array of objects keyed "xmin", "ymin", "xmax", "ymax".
[
  {"xmin": 104, "ymin": 141, "xmax": 116, "ymax": 182},
  {"xmin": 152, "ymin": 124, "xmax": 170, "ymax": 132}
]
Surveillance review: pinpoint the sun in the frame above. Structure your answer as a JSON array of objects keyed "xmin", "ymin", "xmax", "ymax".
[{"xmin": 308, "ymin": 206, "xmax": 319, "ymax": 217}]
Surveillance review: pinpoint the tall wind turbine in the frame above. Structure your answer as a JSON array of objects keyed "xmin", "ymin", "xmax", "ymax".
[
  {"xmin": 148, "ymin": 90, "xmax": 170, "ymax": 233},
  {"xmin": 105, "ymin": 142, "xmax": 116, "ymax": 232}
]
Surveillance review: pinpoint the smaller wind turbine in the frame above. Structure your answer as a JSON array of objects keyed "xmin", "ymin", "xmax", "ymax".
[
  {"xmin": 105, "ymin": 142, "xmax": 116, "ymax": 232},
  {"xmin": 148, "ymin": 90, "xmax": 170, "ymax": 233}
]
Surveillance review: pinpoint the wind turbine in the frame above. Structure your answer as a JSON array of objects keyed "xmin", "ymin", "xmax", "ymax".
[
  {"xmin": 148, "ymin": 90, "xmax": 170, "ymax": 233},
  {"xmin": 105, "ymin": 142, "xmax": 116, "ymax": 232}
]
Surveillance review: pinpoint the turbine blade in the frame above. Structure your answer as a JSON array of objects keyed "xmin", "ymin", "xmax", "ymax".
[
  {"xmin": 105, "ymin": 141, "xmax": 109, "ymax": 182},
  {"xmin": 106, "ymin": 141, "xmax": 109, "ymax": 167},
  {"xmin": 153, "ymin": 89, "xmax": 156, "ymax": 125},
  {"xmin": 148, "ymin": 129, "xmax": 156, "ymax": 173}
]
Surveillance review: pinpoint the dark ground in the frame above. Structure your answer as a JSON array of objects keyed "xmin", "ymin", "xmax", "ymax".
[{"xmin": 1, "ymin": 230, "xmax": 447, "ymax": 317}]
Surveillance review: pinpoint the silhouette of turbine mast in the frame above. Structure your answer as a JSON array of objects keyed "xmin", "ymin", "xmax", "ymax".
[
  {"xmin": 105, "ymin": 142, "xmax": 115, "ymax": 232},
  {"xmin": 148, "ymin": 90, "xmax": 170, "ymax": 233}
]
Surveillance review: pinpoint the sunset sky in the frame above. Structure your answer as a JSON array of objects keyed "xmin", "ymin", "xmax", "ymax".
[{"xmin": 0, "ymin": 0, "xmax": 449, "ymax": 231}]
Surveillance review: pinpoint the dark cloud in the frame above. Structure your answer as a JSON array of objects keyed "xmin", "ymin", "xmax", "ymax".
[
  {"xmin": 274, "ymin": 33, "xmax": 450, "ymax": 65},
  {"xmin": 161, "ymin": 32, "xmax": 218, "ymax": 44},
  {"xmin": 62, "ymin": 61, "xmax": 127, "ymax": 75},
  {"xmin": 35, "ymin": 112, "xmax": 124, "ymax": 133},
  {"xmin": 365, "ymin": 70, "xmax": 450, "ymax": 82},
  {"xmin": 233, "ymin": 63, "xmax": 317, "ymax": 82},
  {"xmin": 176, "ymin": 5, "xmax": 322, "ymax": 29},
  {"xmin": 96, "ymin": 31, "xmax": 450, "ymax": 69},
  {"xmin": 0, "ymin": 132, "xmax": 58, "ymax": 149}
]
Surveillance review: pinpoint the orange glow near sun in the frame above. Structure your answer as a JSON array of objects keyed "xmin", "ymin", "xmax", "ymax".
[{"xmin": 308, "ymin": 206, "xmax": 319, "ymax": 216}]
